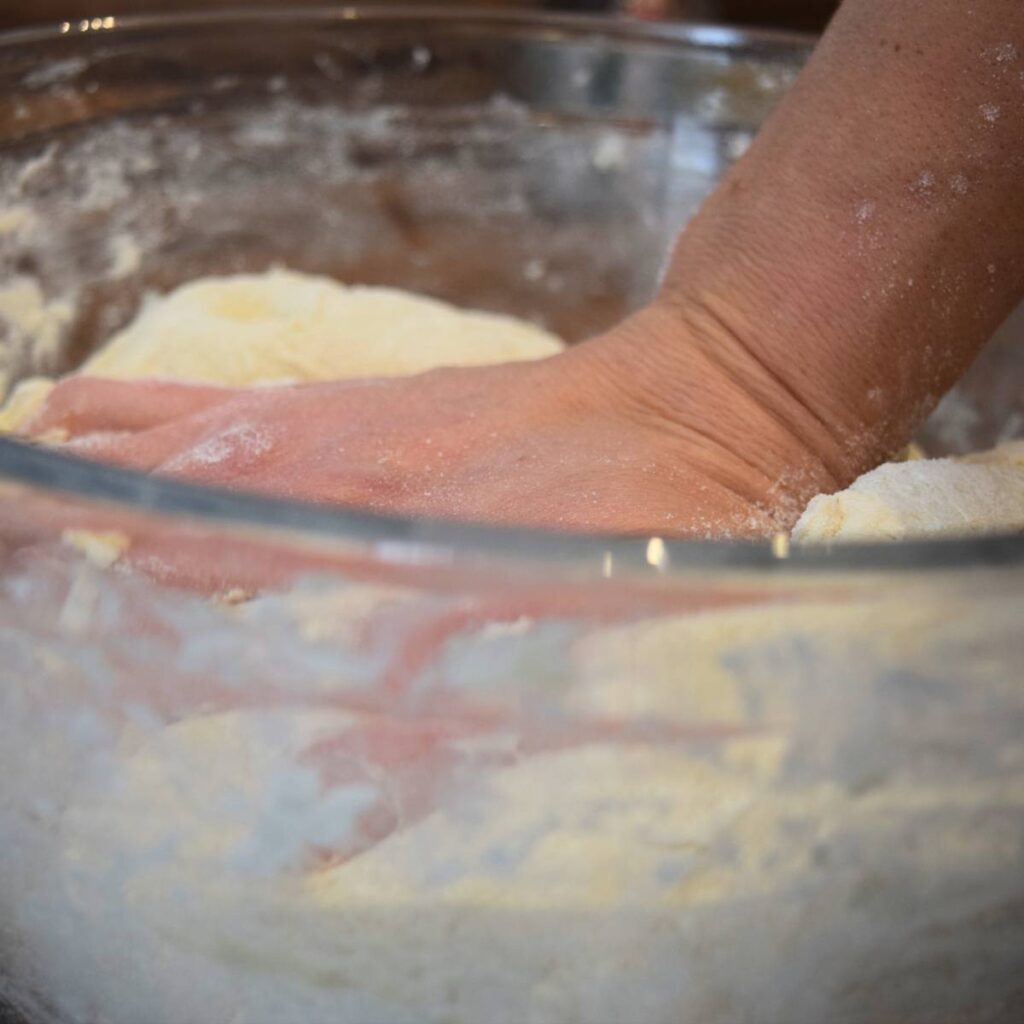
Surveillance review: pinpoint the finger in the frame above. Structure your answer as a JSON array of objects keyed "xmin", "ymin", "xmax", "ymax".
[
  {"xmin": 59, "ymin": 420, "xmax": 207, "ymax": 473},
  {"xmin": 22, "ymin": 376, "xmax": 233, "ymax": 439}
]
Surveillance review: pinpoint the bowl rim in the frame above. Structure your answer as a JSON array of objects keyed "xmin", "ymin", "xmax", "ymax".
[
  {"xmin": 0, "ymin": 6, "xmax": 1021, "ymax": 580},
  {"xmin": 0, "ymin": 5, "xmax": 817, "ymax": 53}
]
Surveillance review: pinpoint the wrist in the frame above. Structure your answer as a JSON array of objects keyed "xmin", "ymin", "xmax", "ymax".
[{"xmin": 573, "ymin": 301, "xmax": 843, "ymax": 530}]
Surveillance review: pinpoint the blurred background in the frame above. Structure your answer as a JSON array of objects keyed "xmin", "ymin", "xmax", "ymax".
[{"xmin": 0, "ymin": 1, "xmax": 840, "ymax": 33}]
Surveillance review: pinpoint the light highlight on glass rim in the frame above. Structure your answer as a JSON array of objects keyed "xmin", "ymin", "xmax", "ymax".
[
  {"xmin": 645, "ymin": 537, "xmax": 668, "ymax": 569},
  {"xmin": 74, "ymin": 16, "xmax": 117, "ymax": 33}
]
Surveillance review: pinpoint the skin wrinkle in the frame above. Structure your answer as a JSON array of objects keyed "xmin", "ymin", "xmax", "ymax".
[
  {"xmin": 499, "ymin": 343, "xmax": 780, "ymax": 534},
  {"xmin": 597, "ymin": 294, "xmax": 845, "ymax": 512},
  {"xmin": 663, "ymin": 187, "xmax": 882, "ymax": 464},
  {"xmin": 676, "ymin": 293, "xmax": 848, "ymax": 486},
  {"xmin": 579, "ymin": 320, "xmax": 791, "ymax": 509}
]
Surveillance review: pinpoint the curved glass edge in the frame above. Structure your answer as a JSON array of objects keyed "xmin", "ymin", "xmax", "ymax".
[
  {"xmin": 0, "ymin": 6, "xmax": 816, "ymax": 58},
  {"xmin": 3, "ymin": 437, "xmax": 1023, "ymax": 577},
  {"xmin": 0, "ymin": 8, "xmax": 1019, "ymax": 576}
]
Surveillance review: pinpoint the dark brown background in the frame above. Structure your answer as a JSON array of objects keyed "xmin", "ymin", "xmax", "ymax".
[{"xmin": 0, "ymin": 1, "xmax": 839, "ymax": 32}]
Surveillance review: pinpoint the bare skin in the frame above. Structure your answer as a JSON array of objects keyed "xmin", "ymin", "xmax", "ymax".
[
  {"xmin": 25, "ymin": 310, "xmax": 798, "ymax": 538},
  {"xmin": 19, "ymin": 0, "xmax": 1024, "ymax": 538}
]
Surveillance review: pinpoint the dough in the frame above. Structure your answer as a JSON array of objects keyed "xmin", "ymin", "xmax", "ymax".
[
  {"xmin": 793, "ymin": 441, "xmax": 1024, "ymax": 543},
  {"xmin": 12, "ymin": 572, "xmax": 1021, "ymax": 1024},
  {"xmin": 0, "ymin": 268, "xmax": 564, "ymax": 431}
]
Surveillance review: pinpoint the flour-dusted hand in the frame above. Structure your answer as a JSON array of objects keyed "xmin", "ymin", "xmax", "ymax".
[{"xmin": 20, "ymin": 306, "xmax": 830, "ymax": 539}]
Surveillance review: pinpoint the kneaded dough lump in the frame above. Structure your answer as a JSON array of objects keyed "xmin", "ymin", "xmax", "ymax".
[
  {"xmin": 87, "ymin": 269, "xmax": 563, "ymax": 382},
  {"xmin": 0, "ymin": 268, "xmax": 563, "ymax": 429},
  {"xmin": 793, "ymin": 441, "xmax": 1024, "ymax": 543}
]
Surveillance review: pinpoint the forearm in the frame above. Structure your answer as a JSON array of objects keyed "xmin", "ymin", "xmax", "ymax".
[{"xmin": 647, "ymin": 0, "xmax": 1024, "ymax": 489}]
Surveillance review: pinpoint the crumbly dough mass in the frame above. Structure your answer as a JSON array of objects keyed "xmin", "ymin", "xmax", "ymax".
[
  {"xmin": 0, "ymin": 268, "xmax": 563, "ymax": 430},
  {"xmin": 794, "ymin": 441, "xmax": 1024, "ymax": 542}
]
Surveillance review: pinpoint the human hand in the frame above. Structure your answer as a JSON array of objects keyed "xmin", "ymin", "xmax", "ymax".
[{"xmin": 18, "ymin": 304, "xmax": 837, "ymax": 541}]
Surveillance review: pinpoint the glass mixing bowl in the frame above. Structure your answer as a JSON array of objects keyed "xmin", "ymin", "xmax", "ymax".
[{"xmin": 1, "ymin": 10, "xmax": 1022, "ymax": 1024}]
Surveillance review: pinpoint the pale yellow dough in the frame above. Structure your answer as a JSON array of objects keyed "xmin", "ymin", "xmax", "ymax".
[
  {"xmin": 793, "ymin": 441, "xmax": 1024, "ymax": 543},
  {"xmin": 0, "ymin": 268, "xmax": 564, "ymax": 431},
  {"xmin": 41, "ymin": 586, "xmax": 1024, "ymax": 1024}
]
